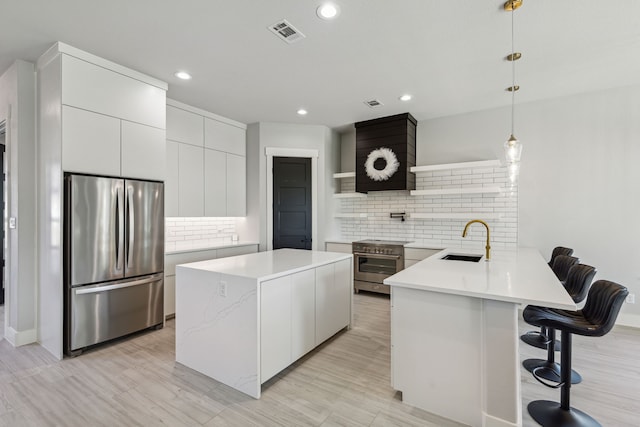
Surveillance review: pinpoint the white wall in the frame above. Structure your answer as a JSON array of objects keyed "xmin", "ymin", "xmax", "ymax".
[
  {"xmin": 419, "ymin": 84, "xmax": 640, "ymax": 327},
  {"xmin": 0, "ymin": 60, "xmax": 37, "ymax": 346},
  {"xmin": 243, "ymin": 122, "xmax": 339, "ymax": 251}
]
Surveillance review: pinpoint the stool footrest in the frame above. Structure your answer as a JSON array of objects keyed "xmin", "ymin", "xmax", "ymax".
[{"xmin": 532, "ymin": 366, "xmax": 564, "ymax": 389}]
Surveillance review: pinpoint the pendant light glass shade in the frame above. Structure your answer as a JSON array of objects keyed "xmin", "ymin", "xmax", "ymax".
[{"xmin": 504, "ymin": 134, "xmax": 522, "ymax": 163}]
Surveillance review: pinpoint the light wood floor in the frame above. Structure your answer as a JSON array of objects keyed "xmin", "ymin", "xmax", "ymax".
[{"xmin": 0, "ymin": 293, "xmax": 638, "ymax": 426}]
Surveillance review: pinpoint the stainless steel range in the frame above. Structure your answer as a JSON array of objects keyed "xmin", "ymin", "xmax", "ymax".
[{"xmin": 352, "ymin": 240, "xmax": 409, "ymax": 295}]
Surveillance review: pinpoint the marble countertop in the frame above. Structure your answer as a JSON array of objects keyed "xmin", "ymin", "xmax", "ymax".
[
  {"xmin": 166, "ymin": 241, "xmax": 259, "ymax": 255},
  {"xmin": 385, "ymin": 247, "xmax": 576, "ymax": 310},
  {"xmin": 177, "ymin": 248, "xmax": 352, "ymax": 282}
]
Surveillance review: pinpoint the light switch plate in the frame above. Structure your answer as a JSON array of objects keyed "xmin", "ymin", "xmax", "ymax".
[{"xmin": 9, "ymin": 217, "xmax": 16, "ymax": 229}]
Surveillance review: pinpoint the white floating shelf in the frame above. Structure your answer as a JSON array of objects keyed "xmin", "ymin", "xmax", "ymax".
[
  {"xmin": 410, "ymin": 186, "xmax": 502, "ymax": 196},
  {"xmin": 333, "ymin": 172, "xmax": 356, "ymax": 179},
  {"xmin": 409, "ymin": 212, "xmax": 502, "ymax": 220},
  {"xmin": 411, "ymin": 159, "xmax": 501, "ymax": 173},
  {"xmin": 334, "ymin": 213, "xmax": 368, "ymax": 218},
  {"xmin": 333, "ymin": 192, "xmax": 367, "ymax": 199}
]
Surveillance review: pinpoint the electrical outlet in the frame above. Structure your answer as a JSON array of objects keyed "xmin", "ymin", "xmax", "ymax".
[
  {"xmin": 218, "ymin": 281, "xmax": 227, "ymax": 297},
  {"xmin": 626, "ymin": 293, "xmax": 635, "ymax": 304}
]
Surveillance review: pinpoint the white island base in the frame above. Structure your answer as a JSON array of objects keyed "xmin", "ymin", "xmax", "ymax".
[
  {"xmin": 175, "ymin": 249, "xmax": 353, "ymax": 399},
  {"xmin": 387, "ymin": 248, "xmax": 576, "ymax": 427}
]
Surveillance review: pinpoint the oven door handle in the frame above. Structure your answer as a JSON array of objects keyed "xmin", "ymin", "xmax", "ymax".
[{"xmin": 353, "ymin": 253, "xmax": 402, "ymax": 259}]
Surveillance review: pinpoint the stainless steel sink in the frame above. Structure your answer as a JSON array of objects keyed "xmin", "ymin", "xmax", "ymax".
[{"xmin": 441, "ymin": 254, "xmax": 483, "ymax": 262}]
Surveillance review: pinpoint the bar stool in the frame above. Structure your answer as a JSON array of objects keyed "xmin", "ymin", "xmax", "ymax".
[
  {"xmin": 521, "ymin": 255, "xmax": 580, "ymax": 350},
  {"xmin": 547, "ymin": 246, "xmax": 574, "ymax": 268},
  {"xmin": 525, "ymin": 280, "xmax": 628, "ymax": 427},
  {"xmin": 522, "ymin": 263, "xmax": 596, "ymax": 384}
]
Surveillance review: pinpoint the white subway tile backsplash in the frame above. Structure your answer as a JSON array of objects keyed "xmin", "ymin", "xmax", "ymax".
[
  {"xmin": 336, "ymin": 165, "xmax": 517, "ymax": 248},
  {"xmin": 165, "ymin": 217, "xmax": 239, "ymax": 252}
]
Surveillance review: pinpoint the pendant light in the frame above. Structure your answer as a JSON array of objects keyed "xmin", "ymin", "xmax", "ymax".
[{"xmin": 504, "ymin": 0, "xmax": 523, "ymax": 167}]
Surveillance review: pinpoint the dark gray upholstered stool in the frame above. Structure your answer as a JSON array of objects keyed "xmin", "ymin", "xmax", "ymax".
[
  {"xmin": 521, "ymin": 254, "xmax": 579, "ymax": 351},
  {"xmin": 547, "ymin": 246, "xmax": 574, "ymax": 268},
  {"xmin": 525, "ymin": 280, "xmax": 628, "ymax": 427},
  {"xmin": 522, "ymin": 263, "xmax": 596, "ymax": 384}
]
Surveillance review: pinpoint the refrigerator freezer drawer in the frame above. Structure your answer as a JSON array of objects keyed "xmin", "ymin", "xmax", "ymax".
[{"xmin": 69, "ymin": 274, "xmax": 164, "ymax": 352}]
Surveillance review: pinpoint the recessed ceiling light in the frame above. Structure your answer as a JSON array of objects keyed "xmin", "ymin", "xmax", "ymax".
[
  {"xmin": 399, "ymin": 94, "xmax": 412, "ymax": 102},
  {"xmin": 317, "ymin": 3, "xmax": 340, "ymax": 20},
  {"xmin": 174, "ymin": 71, "xmax": 192, "ymax": 80},
  {"xmin": 297, "ymin": 109, "xmax": 308, "ymax": 116}
]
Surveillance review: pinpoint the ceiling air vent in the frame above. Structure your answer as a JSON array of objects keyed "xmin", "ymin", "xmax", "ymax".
[
  {"xmin": 268, "ymin": 19, "xmax": 306, "ymax": 44},
  {"xmin": 364, "ymin": 99, "xmax": 384, "ymax": 108}
]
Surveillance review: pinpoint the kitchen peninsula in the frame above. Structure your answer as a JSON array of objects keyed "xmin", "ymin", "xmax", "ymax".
[
  {"xmin": 385, "ymin": 248, "xmax": 575, "ymax": 427},
  {"xmin": 175, "ymin": 249, "xmax": 352, "ymax": 398}
]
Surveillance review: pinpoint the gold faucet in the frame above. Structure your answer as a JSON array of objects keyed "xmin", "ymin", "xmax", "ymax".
[{"xmin": 462, "ymin": 219, "xmax": 491, "ymax": 261}]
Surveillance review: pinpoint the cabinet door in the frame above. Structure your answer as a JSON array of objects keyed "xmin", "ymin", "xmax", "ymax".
[
  {"xmin": 326, "ymin": 243, "xmax": 353, "ymax": 254},
  {"xmin": 291, "ymin": 269, "xmax": 316, "ymax": 360},
  {"xmin": 167, "ymin": 105, "xmax": 204, "ymax": 146},
  {"xmin": 61, "ymin": 55, "xmax": 165, "ymax": 129},
  {"xmin": 226, "ymin": 154, "xmax": 246, "ymax": 216},
  {"xmin": 204, "ymin": 117, "xmax": 246, "ymax": 156},
  {"xmin": 121, "ymin": 121, "xmax": 166, "ymax": 180},
  {"xmin": 204, "ymin": 149, "xmax": 227, "ymax": 217},
  {"xmin": 178, "ymin": 143, "xmax": 204, "ymax": 216},
  {"xmin": 315, "ymin": 260, "xmax": 351, "ymax": 344},
  {"xmin": 165, "ymin": 141, "xmax": 179, "ymax": 217},
  {"xmin": 260, "ymin": 276, "xmax": 292, "ymax": 383},
  {"xmin": 164, "ymin": 275, "xmax": 176, "ymax": 317},
  {"xmin": 61, "ymin": 106, "xmax": 120, "ymax": 176}
]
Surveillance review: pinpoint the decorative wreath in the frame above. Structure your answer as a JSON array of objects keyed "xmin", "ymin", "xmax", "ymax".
[{"xmin": 364, "ymin": 147, "xmax": 400, "ymax": 181}]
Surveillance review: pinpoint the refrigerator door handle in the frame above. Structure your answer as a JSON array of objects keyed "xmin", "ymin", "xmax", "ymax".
[
  {"xmin": 74, "ymin": 274, "xmax": 163, "ymax": 295},
  {"xmin": 116, "ymin": 185, "xmax": 125, "ymax": 271},
  {"xmin": 127, "ymin": 185, "xmax": 135, "ymax": 269}
]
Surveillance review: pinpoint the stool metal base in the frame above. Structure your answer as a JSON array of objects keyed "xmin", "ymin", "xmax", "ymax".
[
  {"xmin": 523, "ymin": 358, "xmax": 582, "ymax": 384},
  {"xmin": 528, "ymin": 400, "xmax": 601, "ymax": 427},
  {"xmin": 521, "ymin": 331, "xmax": 561, "ymax": 351}
]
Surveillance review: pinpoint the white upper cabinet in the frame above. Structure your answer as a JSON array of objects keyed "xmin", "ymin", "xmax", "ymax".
[
  {"xmin": 166, "ymin": 99, "xmax": 247, "ymax": 217},
  {"xmin": 204, "ymin": 149, "xmax": 227, "ymax": 217},
  {"xmin": 226, "ymin": 153, "xmax": 246, "ymax": 216},
  {"xmin": 204, "ymin": 117, "xmax": 246, "ymax": 156},
  {"xmin": 167, "ymin": 105, "xmax": 204, "ymax": 146},
  {"xmin": 165, "ymin": 141, "xmax": 180, "ymax": 217},
  {"xmin": 178, "ymin": 143, "xmax": 204, "ymax": 216},
  {"xmin": 61, "ymin": 105, "xmax": 121, "ymax": 176},
  {"xmin": 121, "ymin": 121, "xmax": 166, "ymax": 181},
  {"xmin": 61, "ymin": 54, "xmax": 166, "ymax": 129}
]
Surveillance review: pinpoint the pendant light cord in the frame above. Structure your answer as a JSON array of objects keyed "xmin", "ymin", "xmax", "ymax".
[{"xmin": 511, "ymin": 4, "xmax": 516, "ymax": 136}]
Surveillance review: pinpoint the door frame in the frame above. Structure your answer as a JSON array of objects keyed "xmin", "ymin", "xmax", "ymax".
[{"xmin": 265, "ymin": 147, "xmax": 318, "ymax": 251}]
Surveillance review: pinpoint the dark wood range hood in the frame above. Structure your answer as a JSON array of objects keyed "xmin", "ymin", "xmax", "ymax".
[{"xmin": 355, "ymin": 113, "xmax": 417, "ymax": 193}]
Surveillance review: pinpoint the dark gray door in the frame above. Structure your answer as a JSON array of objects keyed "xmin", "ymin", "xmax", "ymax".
[{"xmin": 273, "ymin": 157, "xmax": 312, "ymax": 250}]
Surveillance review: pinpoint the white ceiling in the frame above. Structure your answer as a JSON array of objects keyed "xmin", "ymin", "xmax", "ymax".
[{"xmin": 3, "ymin": 0, "xmax": 640, "ymax": 130}]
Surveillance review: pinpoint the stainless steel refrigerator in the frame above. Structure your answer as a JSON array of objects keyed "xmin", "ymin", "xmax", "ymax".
[{"xmin": 64, "ymin": 174, "xmax": 164, "ymax": 356}]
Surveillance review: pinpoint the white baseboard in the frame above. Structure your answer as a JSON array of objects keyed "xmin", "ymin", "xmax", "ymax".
[
  {"xmin": 5, "ymin": 327, "xmax": 38, "ymax": 347},
  {"xmin": 617, "ymin": 312, "xmax": 640, "ymax": 329}
]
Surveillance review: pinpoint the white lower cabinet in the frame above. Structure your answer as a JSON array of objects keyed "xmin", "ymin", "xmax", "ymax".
[
  {"xmin": 260, "ymin": 260, "xmax": 351, "ymax": 383},
  {"xmin": 316, "ymin": 259, "xmax": 351, "ymax": 344},
  {"xmin": 291, "ymin": 269, "xmax": 316, "ymax": 360},
  {"xmin": 325, "ymin": 242, "xmax": 352, "ymax": 253},
  {"xmin": 260, "ymin": 275, "xmax": 292, "ymax": 382}
]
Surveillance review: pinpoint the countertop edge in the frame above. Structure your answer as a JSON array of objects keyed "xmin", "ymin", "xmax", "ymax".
[{"xmin": 166, "ymin": 242, "xmax": 259, "ymax": 255}]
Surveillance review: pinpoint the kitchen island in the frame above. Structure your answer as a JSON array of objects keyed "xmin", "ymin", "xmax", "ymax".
[
  {"xmin": 385, "ymin": 248, "xmax": 575, "ymax": 427},
  {"xmin": 175, "ymin": 249, "xmax": 352, "ymax": 398}
]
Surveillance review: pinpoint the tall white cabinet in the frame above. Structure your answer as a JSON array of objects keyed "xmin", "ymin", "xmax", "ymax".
[
  {"xmin": 37, "ymin": 42, "xmax": 168, "ymax": 359},
  {"xmin": 165, "ymin": 99, "xmax": 247, "ymax": 217}
]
